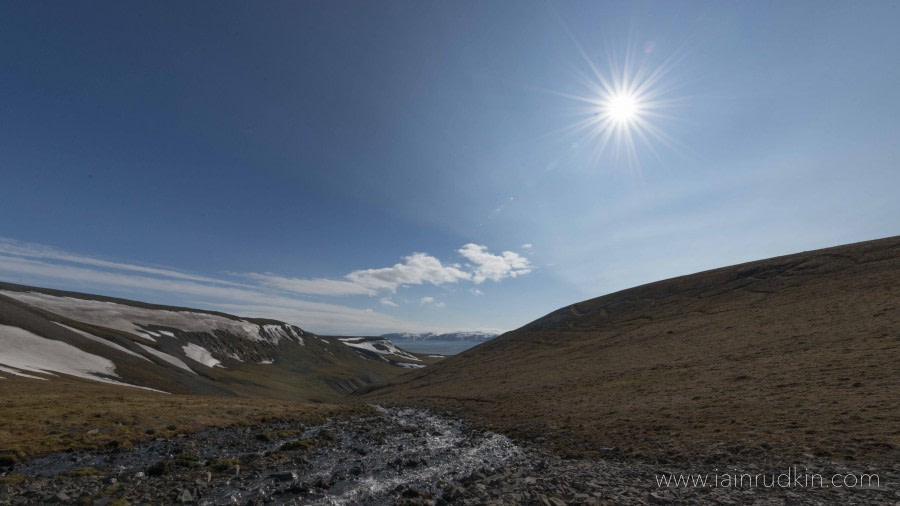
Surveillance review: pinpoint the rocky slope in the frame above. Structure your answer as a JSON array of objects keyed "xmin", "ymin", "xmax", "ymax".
[
  {"xmin": 364, "ymin": 236, "xmax": 900, "ymax": 467},
  {"xmin": 0, "ymin": 282, "xmax": 423, "ymax": 401}
]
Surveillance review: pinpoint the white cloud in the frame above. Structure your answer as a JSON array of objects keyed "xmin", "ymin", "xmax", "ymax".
[
  {"xmin": 419, "ymin": 296, "xmax": 445, "ymax": 308},
  {"xmin": 521, "ymin": 243, "xmax": 533, "ymax": 250},
  {"xmin": 0, "ymin": 237, "xmax": 242, "ymax": 287},
  {"xmin": 245, "ymin": 273, "xmax": 375, "ymax": 296},
  {"xmin": 0, "ymin": 254, "xmax": 424, "ymax": 335},
  {"xmin": 0, "ymin": 238, "xmax": 533, "ymax": 334},
  {"xmin": 240, "ymin": 246, "xmax": 531, "ymax": 298},
  {"xmin": 243, "ymin": 251, "xmax": 473, "ymax": 297},
  {"xmin": 458, "ymin": 243, "xmax": 533, "ymax": 284},
  {"xmin": 345, "ymin": 252, "xmax": 470, "ymax": 293}
]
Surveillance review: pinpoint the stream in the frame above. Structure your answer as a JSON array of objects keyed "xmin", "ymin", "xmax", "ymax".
[{"xmin": 8, "ymin": 406, "xmax": 525, "ymax": 505}]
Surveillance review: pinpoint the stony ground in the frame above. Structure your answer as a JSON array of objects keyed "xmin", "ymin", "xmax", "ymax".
[{"xmin": 2, "ymin": 407, "xmax": 896, "ymax": 505}]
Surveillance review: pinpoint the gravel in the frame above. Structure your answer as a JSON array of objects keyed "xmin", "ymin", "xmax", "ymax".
[{"xmin": 1, "ymin": 407, "xmax": 896, "ymax": 505}]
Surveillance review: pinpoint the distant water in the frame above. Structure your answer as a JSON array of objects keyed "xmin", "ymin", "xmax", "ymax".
[{"xmin": 392, "ymin": 339, "xmax": 483, "ymax": 355}]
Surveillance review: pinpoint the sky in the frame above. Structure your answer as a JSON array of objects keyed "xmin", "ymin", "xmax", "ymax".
[{"xmin": 1, "ymin": 1, "xmax": 898, "ymax": 335}]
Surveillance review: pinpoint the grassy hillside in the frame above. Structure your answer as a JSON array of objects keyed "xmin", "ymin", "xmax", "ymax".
[
  {"xmin": 364, "ymin": 236, "xmax": 900, "ymax": 465},
  {"xmin": 0, "ymin": 376, "xmax": 370, "ymax": 463}
]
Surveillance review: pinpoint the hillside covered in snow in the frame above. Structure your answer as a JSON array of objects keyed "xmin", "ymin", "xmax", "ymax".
[{"xmin": 0, "ymin": 282, "xmax": 429, "ymax": 401}]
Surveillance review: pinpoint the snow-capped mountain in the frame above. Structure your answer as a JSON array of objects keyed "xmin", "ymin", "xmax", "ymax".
[
  {"xmin": 0, "ymin": 281, "xmax": 425, "ymax": 400},
  {"xmin": 380, "ymin": 331, "xmax": 500, "ymax": 342}
]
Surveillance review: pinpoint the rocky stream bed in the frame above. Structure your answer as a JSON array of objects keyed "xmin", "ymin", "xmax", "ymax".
[{"xmin": 1, "ymin": 407, "xmax": 896, "ymax": 505}]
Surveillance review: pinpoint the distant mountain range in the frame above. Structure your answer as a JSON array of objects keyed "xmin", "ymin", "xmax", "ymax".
[{"xmin": 380, "ymin": 331, "xmax": 500, "ymax": 342}]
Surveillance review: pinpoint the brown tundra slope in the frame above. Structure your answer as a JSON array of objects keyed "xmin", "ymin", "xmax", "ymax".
[{"xmin": 364, "ymin": 236, "xmax": 900, "ymax": 465}]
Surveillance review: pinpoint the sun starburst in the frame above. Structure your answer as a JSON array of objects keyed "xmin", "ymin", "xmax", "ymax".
[{"xmin": 560, "ymin": 44, "xmax": 680, "ymax": 170}]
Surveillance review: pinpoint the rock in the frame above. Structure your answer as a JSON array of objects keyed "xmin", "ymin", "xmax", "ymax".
[
  {"xmin": 147, "ymin": 460, "xmax": 174, "ymax": 476},
  {"xmin": 177, "ymin": 488, "xmax": 193, "ymax": 503},
  {"xmin": 271, "ymin": 470, "xmax": 298, "ymax": 482},
  {"xmin": 648, "ymin": 491, "xmax": 673, "ymax": 504},
  {"xmin": 548, "ymin": 498, "xmax": 566, "ymax": 506},
  {"xmin": 227, "ymin": 464, "xmax": 240, "ymax": 476},
  {"xmin": 400, "ymin": 487, "xmax": 422, "ymax": 498},
  {"xmin": 55, "ymin": 492, "xmax": 71, "ymax": 502},
  {"xmin": 446, "ymin": 486, "xmax": 466, "ymax": 499},
  {"xmin": 289, "ymin": 483, "xmax": 311, "ymax": 494}
]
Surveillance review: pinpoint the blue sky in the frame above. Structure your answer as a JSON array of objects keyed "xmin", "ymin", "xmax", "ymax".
[{"xmin": 1, "ymin": 1, "xmax": 898, "ymax": 335}]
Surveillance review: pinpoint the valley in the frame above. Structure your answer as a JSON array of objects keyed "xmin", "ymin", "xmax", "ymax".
[{"xmin": 1, "ymin": 237, "xmax": 899, "ymax": 505}]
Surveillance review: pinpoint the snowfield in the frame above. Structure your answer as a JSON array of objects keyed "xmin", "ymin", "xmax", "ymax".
[
  {"xmin": 0, "ymin": 325, "xmax": 164, "ymax": 392},
  {"xmin": 53, "ymin": 322, "xmax": 150, "ymax": 362},
  {"xmin": 0, "ymin": 291, "xmax": 302, "ymax": 345}
]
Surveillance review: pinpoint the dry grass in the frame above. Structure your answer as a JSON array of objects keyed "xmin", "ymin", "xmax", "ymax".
[
  {"xmin": 366, "ymin": 236, "xmax": 900, "ymax": 465},
  {"xmin": 0, "ymin": 376, "xmax": 371, "ymax": 462}
]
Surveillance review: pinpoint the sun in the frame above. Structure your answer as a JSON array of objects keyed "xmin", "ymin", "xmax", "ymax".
[
  {"xmin": 559, "ymin": 46, "xmax": 679, "ymax": 168},
  {"xmin": 605, "ymin": 91, "xmax": 640, "ymax": 124}
]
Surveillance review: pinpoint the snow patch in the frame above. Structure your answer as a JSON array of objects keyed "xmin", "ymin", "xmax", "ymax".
[
  {"xmin": 394, "ymin": 363, "xmax": 426, "ymax": 369},
  {"xmin": 54, "ymin": 323, "xmax": 150, "ymax": 362},
  {"xmin": 134, "ymin": 331, "xmax": 156, "ymax": 342},
  {"xmin": 157, "ymin": 330, "xmax": 175, "ymax": 337},
  {"xmin": 338, "ymin": 337, "xmax": 421, "ymax": 362},
  {"xmin": 0, "ymin": 291, "xmax": 275, "ymax": 344},
  {"xmin": 182, "ymin": 343, "xmax": 223, "ymax": 368},
  {"xmin": 260, "ymin": 324, "xmax": 305, "ymax": 345},
  {"xmin": 0, "ymin": 364, "xmax": 48, "ymax": 380},
  {"xmin": 0, "ymin": 325, "xmax": 165, "ymax": 392},
  {"xmin": 258, "ymin": 359, "xmax": 274, "ymax": 365},
  {"xmin": 137, "ymin": 343, "xmax": 195, "ymax": 374}
]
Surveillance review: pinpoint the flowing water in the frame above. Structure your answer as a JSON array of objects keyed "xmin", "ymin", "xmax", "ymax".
[{"xmin": 11, "ymin": 406, "xmax": 525, "ymax": 505}]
